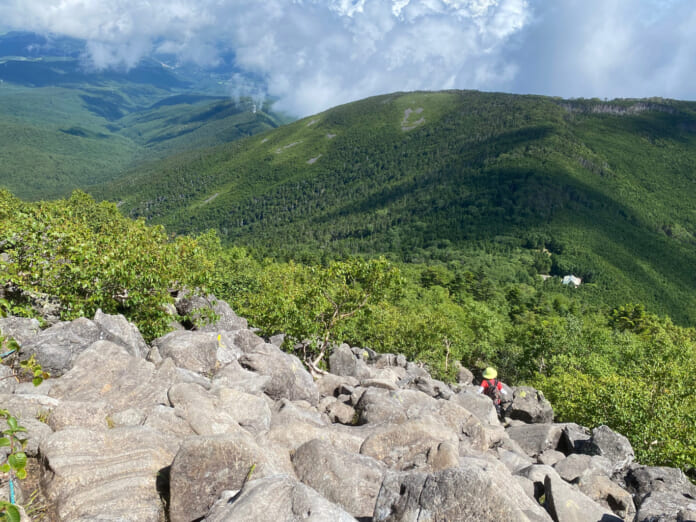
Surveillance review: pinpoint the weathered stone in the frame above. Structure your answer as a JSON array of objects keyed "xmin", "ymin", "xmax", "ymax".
[
  {"xmin": 292, "ymin": 438, "xmax": 386, "ymax": 518},
  {"xmin": 625, "ymin": 464, "xmax": 696, "ymax": 498},
  {"xmin": 497, "ymin": 447, "xmax": 535, "ymax": 474},
  {"xmin": 544, "ymin": 474, "xmax": 622, "ymax": 522},
  {"xmin": 175, "ymin": 293, "xmax": 248, "ymax": 332},
  {"xmin": 559, "ymin": 423, "xmax": 592, "ymax": 454},
  {"xmin": 577, "ymin": 474, "xmax": 636, "ymax": 521},
  {"xmin": 315, "ymin": 373, "xmax": 360, "ymax": 398},
  {"xmin": 48, "ymin": 400, "xmax": 111, "ymax": 431},
  {"xmin": 143, "ymin": 404, "xmax": 196, "ymax": 439},
  {"xmin": 212, "ymin": 359, "xmax": 270, "ymax": 395},
  {"xmin": 426, "ymin": 441, "xmax": 460, "ymax": 471},
  {"xmin": 153, "ymin": 330, "xmax": 218, "ymax": 375},
  {"xmin": 329, "ymin": 343, "xmax": 372, "ymax": 379},
  {"xmin": 203, "ymin": 475, "xmax": 358, "ymax": 522},
  {"xmin": 408, "ymin": 375, "xmax": 454, "ymax": 399},
  {"xmin": 168, "ymin": 382, "xmax": 245, "ymax": 435},
  {"xmin": 0, "ymin": 364, "xmax": 15, "ymax": 393},
  {"xmin": 451, "ymin": 387, "xmax": 500, "ymax": 425},
  {"xmin": 326, "ymin": 400, "xmax": 357, "ymax": 425},
  {"xmin": 634, "ymin": 490, "xmax": 696, "ymax": 522},
  {"xmin": 49, "ymin": 341, "xmax": 177, "ymax": 415},
  {"xmin": 506, "ymin": 423, "xmax": 563, "ymax": 458},
  {"xmin": 581, "ymin": 425, "xmax": 634, "ymax": 474},
  {"xmin": 21, "ymin": 318, "xmax": 101, "ymax": 376},
  {"xmin": 538, "ymin": 449, "xmax": 566, "ymax": 466},
  {"xmin": 0, "ymin": 316, "xmax": 41, "ymax": 346},
  {"xmin": 361, "ymin": 377, "xmax": 399, "ymax": 391},
  {"xmin": 360, "ymin": 417, "xmax": 459, "ymax": 471},
  {"xmin": 169, "ymin": 433, "xmax": 280, "ymax": 522},
  {"xmin": 0, "ymin": 392, "xmax": 60, "ymax": 421},
  {"xmin": 374, "ymin": 465, "xmax": 551, "ymax": 522},
  {"xmin": 40, "ymin": 426, "xmax": 178, "ymax": 522},
  {"xmin": 456, "ymin": 363, "xmax": 474, "ymax": 385},
  {"xmin": 239, "ymin": 343, "xmax": 319, "ymax": 405},
  {"xmin": 508, "ymin": 386, "xmax": 554, "ymax": 424},
  {"xmin": 553, "ymin": 453, "xmax": 613, "ymax": 483},
  {"xmin": 93, "ymin": 309, "xmax": 148, "ymax": 358},
  {"xmin": 216, "ymin": 385, "xmax": 273, "ymax": 435},
  {"xmin": 354, "ymin": 387, "xmax": 408, "ymax": 425}
]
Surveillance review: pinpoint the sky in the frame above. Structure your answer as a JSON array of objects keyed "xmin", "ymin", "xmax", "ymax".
[{"xmin": 0, "ymin": 0, "xmax": 694, "ymax": 116}]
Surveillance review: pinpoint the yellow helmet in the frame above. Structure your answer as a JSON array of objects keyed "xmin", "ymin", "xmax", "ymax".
[{"xmin": 482, "ymin": 367, "xmax": 497, "ymax": 379}]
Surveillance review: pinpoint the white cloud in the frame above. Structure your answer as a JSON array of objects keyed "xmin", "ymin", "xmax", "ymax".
[
  {"xmin": 0, "ymin": 0, "xmax": 531, "ymax": 115},
  {"xmin": 1, "ymin": 0, "xmax": 694, "ymax": 115}
]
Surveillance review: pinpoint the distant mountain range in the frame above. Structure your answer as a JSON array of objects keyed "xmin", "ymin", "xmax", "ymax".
[
  {"xmin": 0, "ymin": 31, "xmax": 282, "ymax": 199},
  {"xmin": 93, "ymin": 90, "xmax": 696, "ymax": 324}
]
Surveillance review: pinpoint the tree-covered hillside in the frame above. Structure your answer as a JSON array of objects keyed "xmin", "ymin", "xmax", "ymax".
[
  {"xmin": 2, "ymin": 190, "xmax": 695, "ymax": 478},
  {"xmin": 97, "ymin": 90, "xmax": 696, "ymax": 325},
  {"xmin": 0, "ymin": 31, "xmax": 287, "ymax": 200}
]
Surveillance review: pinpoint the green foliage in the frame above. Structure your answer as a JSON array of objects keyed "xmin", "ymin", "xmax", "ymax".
[
  {"xmin": 0, "ymin": 81, "xmax": 283, "ymax": 201},
  {"xmin": 0, "ymin": 400, "xmax": 35, "ymax": 520},
  {"xmin": 0, "ymin": 190, "xmax": 220, "ymax": 340},
  {"xmin": 99, "ymin": 91, "xmax": 696, "ymax": 325}
]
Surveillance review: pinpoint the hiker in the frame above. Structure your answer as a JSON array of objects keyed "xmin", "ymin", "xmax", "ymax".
[{"xmin": 477, "ymin": 367, "xmax": 507, "ymax": 418}]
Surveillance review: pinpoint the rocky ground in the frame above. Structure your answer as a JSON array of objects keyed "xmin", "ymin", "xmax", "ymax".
[{"xmin": 1, "ymin": 295, "xmax": 695, "ymax": 521}]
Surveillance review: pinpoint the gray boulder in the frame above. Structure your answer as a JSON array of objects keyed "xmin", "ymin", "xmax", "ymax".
[
  {"xmin": 451, "ymin": 387, "xmax": 500, "ymax": 425},
  {"xmin": 93, "ymin": 309, "xmax": 148, "ymax": 358},
  {"xmin": 406, "ymin": 375, "xmax": 454, "ymax": 399},
  {"xmin": 577, "ymin": 474, "xmax": 636, "ymax": 521},
  {"xmin": 625, "ymin": 464, "xmax": 696, "ymax": 498},
  {"xmin": 506, "ymin": 423, "xmax": 564, "ymax": 458},
  {"xmin": 40, "ymin": 426, "xmax": 178, "ymax": 521},
  {"xmin": 625, "ymin": 465, "xmax": 696, "ymax": 522},
  {"xmin": 0, "ymin": 316, "xmax": 41, "ymax": 346},
  {"xmin": 634, "ymin": 490, "xmax": 696, "ymax": 522},
  {"xmin": 168, "ymin": 382, "xmax": 258, "ymax": 436},
  {"xmin": 47, "ymin": 400, "xmax": 111, "ymax": 431},
  {"xmin": 212, "ymin": 359, "xmax": 271, "ymax": 395},
  {"xmin": 544, "ymin": 474, "xmax": 622, "ymax": 522},
  {"xmin": 48, "ymin": 341, "xmax": 177, "ymax": 416},
  {"xmin": 508, "ymin": 386, "xmax": 554, "ymax": 424},
  {"xmin": 315, "ymin": 373, "xmax": 360, "ymax": 398},
  {"xmin": 239, "ymin": 343, "xmax": 319, "ymax": 405},
  {"xmin": 292, "ymin": 438, "xmax": 386, "ymax": 518},
  {"xmin": 374, "ymin": 465, "xmax": 552, "ymax": 522},
  {"xmin": 360, "ymin": 417, "xmax": 459, "ymax": 471},
  {"xmin": 559, "ymin": 423, "xmax": 592, "ymax": 454},
  {"xmin": 153, "ymin": 330, "xmax": 219, "ymax": 375},
  {"xmin": 329, "ymin": 343, "xmax": 372, "ymax": 379},
  {"xmin": 168, "ymin": 432, "xmax": 281, "ymax": 522},
  {"xmin": 20, "ymin": 317, "xmax": 102, "ymax": 376},
  {"xmin": 581, "ymin": 425, "xmax": 634, "ymax": 475},
  {"xmin": 175, "ymin": 293, "xmax": 248, "ymax": 332},
  {"xmin": 553, "ymin": 453, "xmax": 613, "ymax": 483},
  {"xmin": 353, "ymin": 387, "xmax": 408, "ymax": 425},
  {"xmin": 203, "ymin": 475, "xmax": 358, "ymax": 522}
]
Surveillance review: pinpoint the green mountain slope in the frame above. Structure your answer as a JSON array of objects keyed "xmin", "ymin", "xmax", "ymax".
[
  {"xmin": 95, "ymin": 90, "xmax": 696, "ymax": 324},
  {"xmin": 0, "ymin": 84, "xmax": 283, "ymax": 199},
  {"xmin": 0, "ymin": 31, "xmax": 285, "ymax": 200}
]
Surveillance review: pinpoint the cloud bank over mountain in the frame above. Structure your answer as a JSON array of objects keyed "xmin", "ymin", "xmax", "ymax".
[{"xmin": 0, "ymin": 0, "xmax": 694, "ymax": 115}]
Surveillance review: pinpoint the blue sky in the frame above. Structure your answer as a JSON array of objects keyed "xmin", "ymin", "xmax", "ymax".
[{"xmin": 1, "ymin": 0, "xmax": 694, "ymax": 116}]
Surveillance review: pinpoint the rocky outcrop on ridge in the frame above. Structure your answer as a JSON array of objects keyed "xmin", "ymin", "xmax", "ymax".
[{"xmin": 1, "ymin": 299, "xmax": 695, "ymax": 521}]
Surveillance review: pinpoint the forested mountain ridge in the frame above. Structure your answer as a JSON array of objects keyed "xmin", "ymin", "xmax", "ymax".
[
  {"xmin": 95, "ymin": 90, "xmax": 696, "ymax": 325},
  {"xmin": 0, "ymin": 31, "xmax": 285, "ymax": 200}
]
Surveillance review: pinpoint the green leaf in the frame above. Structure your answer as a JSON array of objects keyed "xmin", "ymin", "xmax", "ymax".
[
  {"xmin": 15, "ymin": 468, "xmax": 26, "ymax": 480},
  {"xmin": 32, "ymin": 377, "xmax": 43, "ymax": 387},
  {"xmin": 3, "ymin": 504, "xmax": 21, "ymax": 522},
  {"xmin": 8, "ymin": 452, "xmax": 27, "ymax": 470},
  {"xmin": 6, "ymin": 417, "xmax": 17, "ymax": 431},
  {"xmin": 0, "ymin": 437, "xmax": 10, "ymax": 447},
  {"xmin": 0, "ymin": 463, "xmax": 9, "ymax": 473}
]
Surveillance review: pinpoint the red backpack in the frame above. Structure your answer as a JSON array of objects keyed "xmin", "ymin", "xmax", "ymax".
[{"xmin": 484, "ymin": 379, "xmax": 501, "ymax": 403}]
